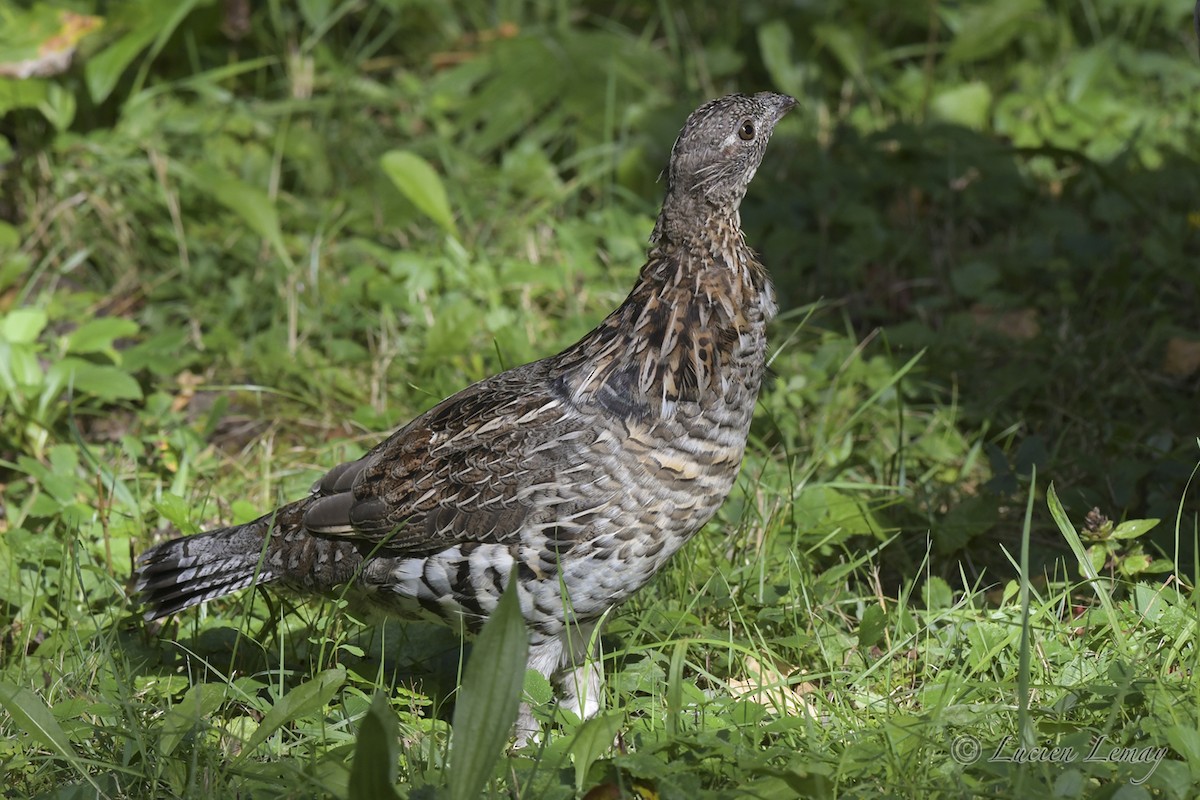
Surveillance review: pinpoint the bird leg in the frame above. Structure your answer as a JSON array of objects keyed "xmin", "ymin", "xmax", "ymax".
[
  {"xmin": 554, "ymin": 631, "xmax": 601, "ymax": 721},
  {"xmin": 514, "ymin": 621, "xmax": 601, "ymax": 745}
]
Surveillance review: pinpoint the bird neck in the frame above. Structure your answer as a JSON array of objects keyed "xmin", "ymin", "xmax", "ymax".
[
  {"xmin": 649, "ymin": 190, "xmax": 743, "ymax": 250},
  {"xmin": 553, "ymin": 203, "xmax": 775, "ymax": 423}
]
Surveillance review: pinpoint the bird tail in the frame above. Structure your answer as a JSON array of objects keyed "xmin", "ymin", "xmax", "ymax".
[{"xmin": 135, "ymin": 514, "xmax": 283, "ymax": 620}]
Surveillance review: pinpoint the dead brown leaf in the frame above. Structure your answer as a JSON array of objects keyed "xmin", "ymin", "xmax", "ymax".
[
  {"xmin": 727, "ymin": 656, "xmax": 819, "ymax": 719},
  {"xmin": 970, "ymin": 304, "xmax": 1040, "ymax": 341},
  {"xmin": 1164, "ymin": 337, "xmax": 1200, "ymax": 377}
]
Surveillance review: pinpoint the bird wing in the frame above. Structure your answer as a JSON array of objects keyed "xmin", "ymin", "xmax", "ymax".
[{"xmin": 301, "ymin": 364, "xmax": 579, "ymax": 556}]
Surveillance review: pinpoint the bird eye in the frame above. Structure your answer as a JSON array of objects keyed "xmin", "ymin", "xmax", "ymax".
[{"xmin": 738, "ymin": 120, "xmax": 756, "ymax": 141}]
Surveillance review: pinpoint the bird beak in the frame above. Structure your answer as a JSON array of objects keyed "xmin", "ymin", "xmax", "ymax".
[{"xmin": 770, "ymin": 94, "xmax": 798, "ymax": 124}]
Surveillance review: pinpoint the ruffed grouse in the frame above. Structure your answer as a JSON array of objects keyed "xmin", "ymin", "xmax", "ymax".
[{"xmin": 137, "ymin": 91, "xmax": 796, "ymax": 735}]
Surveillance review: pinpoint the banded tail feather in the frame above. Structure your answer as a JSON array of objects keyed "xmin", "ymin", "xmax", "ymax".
[{"xmin": 135, "ymin": 516, "xmax": 281, "ymax": 620}]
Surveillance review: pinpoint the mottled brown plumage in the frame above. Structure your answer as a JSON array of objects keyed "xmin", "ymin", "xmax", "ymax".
[{"xmin": 137, "ymin": 91, "xmax": 795, "ymax": 735}]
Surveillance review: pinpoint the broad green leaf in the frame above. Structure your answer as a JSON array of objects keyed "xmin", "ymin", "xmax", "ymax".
[
  {"xmin": 0, "ymin": 221, "xmax": 18, "ymax": 250},
  {"xmin": 0, "ymin": 77, "xmax": 48, "ymax": 115},
  {"xmin": 152, "ymin": 493, "xmax": 198, "ymax": 534},
  {"xmin": 813, "ymin": 24, "xmax": 866, "ymax": 80},
  {"xmin": 298, "ymin": 0, "xmax": 333, "ymax": 30},
  {"xmin": 448, "ymin": 576, "xmax": 528, "ymax": 800},
  {"xmin": 757, "ymin": 20, "xmax": 803, "ymax": 98},
  {"xmin": 189, "ymin": 165, "xmax": 291, "ymax": 266},
  {"xmin": 0, "ymin": 681, "xmax": 81, "ymax": 761},
  {"xmin": 3, "ymin": 308, "xmax": 48, "ymax": 344},
  {"xmin": 857, "ymin": 603, "xmax": 887, "ymax": 648},
  {"xmin": 0, "ymin": 254, "xmax": 30, "ymax": 296},
  {"xmin": 569, "ymin": 711, "xmax": 623, "ymax": 792},
  {"xmin": 950, "ymin": 261, "xmax": 1000, "ymax": 299},
  {"xmin": 921, "ymin": 576, "xmax": 954, "ymax": 610},
  {"xmin": 65, "ymin": 317, "xmax": 139, "ymax": 357},
  {"xmin": 38, "ymin": 80, "xmax": 75, "ymax": 131},
  {"xmin": 1119, "ymin": 553, "xmax": 1152, "ymax": 575},
  {"xmin": 0, "ymin": 6, "xmax": 102, "ymax": 78},
  {"xmin": 1110, "ymin": 518, "xmax": 1159, "ymax": 540},
  {"xmin": 85, "ymin": 0, "xmax": 199, "ymax": 103},
  {"xmin": 380, "ymin": 150, "xmax": 458, "ymax": 235},
  {"xmin": 84, "ymin": 19, "xmax": 158, "ymax": 104},
  {"xmin": 946, "ymin": 0, "xmax": 1041, "ymax": 65},
  {"xmin": 49, "ymin": 359, "xmax": 142, "ymax": 401},
  {"xmin": 3, "ymin": 342, "xmax": 43, "ymax": 391},
  {"xmin": 239, "ymin": 667, "xmax": 346, "ymax": 759},
  {"xmin": 1166, "ymin": 724, "xmax": 1200, "ymax": 764},
  {"xmin": 523, "ymin": 667, "xmax": 553, "ymax": 706},
  {"xmin": 932, "ymin": 82, "xmax": 993, "ymax": 131},
  {"xmin": 159, "ymin": 682, "xmax": 230, "ymax": 757},
  {"xmin": 348, "ymin": 693, "xmax": 400, "ymax": 800}
]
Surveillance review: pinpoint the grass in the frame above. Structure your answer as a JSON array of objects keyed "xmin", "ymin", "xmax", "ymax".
[{"xmin": 2, "ymin": 1, "xmax": 1199, "ymax": 797}]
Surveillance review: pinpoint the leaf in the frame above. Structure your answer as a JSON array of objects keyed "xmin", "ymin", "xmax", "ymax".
[
  {"xmin": 152, "ymin": 493, "xmax": 198, "ymax": 534},
  {"xmin": 49, "ymin": 359, "xmax": 142, "ymax": 401},
  {"xmin": 380, "ymin": 150, "xmax": 458, "ymax": 235},
  {"xmin": 1166, "ymin": 724, "xmax": 1200, "ymax": 764},
  {"xmin": 523, "ymin": 667, "xmax": 553, "ymax": 706},
  {"xmin": 159, "ymin": 682, "xmax": 230, "ymax": 757},
  {"xmin": 946, "ymin": 0, "xmax": 1041, "ymax": 65},
  {"xmin": 1047, "ymin": 484, "xmax": 1127, "ymax": 653},
  {"xmin": 921, "ymin": 577, "xmax": 954, "ymax": 610},
  {"xmin": 65, "ymin": 317, "xmax": 139, "ymax": 357},
  {"xmin": 189, "ymin": 165, "xmax": 292, "ymax": 267},
  {"xmin": 2, "ymin": 308, "xmax": 48, "ymax": 344},
  {"xmin": 239, "ymin": 667, "xmax": 346, "ymax": 759},
  {"xmin": 1163, "ymin": 338, "xmax": 1200, "ymax": 377},
  {"xmin": 0, "ymin": 77, "xmax": 48, "ymax": 115},
  {"xmin": 726, "ymin": 656, "xmax": 817, "ymax": 719},
  {"xmin": 812, "ymin": 24, "xmax": 867, "ymax": 80},
  {"xmin": 756, "ymin": 20, "xmax": 803, "ymax": 98},
  {"xmin": 348, "ymin": 693, "xmax": 400, "ymax": 800},
  {"xmin": 84, "ymin": 0, "xmax": 200, "ymax": 103},
  {"xmin": 0, "ymin": 8, "xmax": 103, "ymax": 79},
  {"xmin": 0, "ymin": 681, "xmax": 81, "ymax": 761},
  {"xmin": 931, "ymin": 82, "xmax": 993, "ymax": 130},
  {"xmin": 1110, "ymin": 518, "xmax": 1160, "ymax": 540},
  {"xmin": 1118, "ymin": 553, "xmax": 1152, "ymax": 575},
  {"xmin": 970, "ymin": 305, "xmax": 1040, "ymax": 341},
  {"xmin": 569, "ymin": 711, "xmax": 624, "ymax": 792},
  {"xmin": 84, "ymin": 20, "xmax": 158, "ymax": 104},
  {"xmin": 950, "ymin": 261, "xmax": 999, "ymax": 300},
  {"xmin": 857, "ymin": 603, "xmax": 887, "ymax": 648},
  {"xmin": 0, "ymin": 341, "xmax": 43, "ymax": 400},
  {"xmin": 448, "ymin": 575, "xmax": 528, "ymax": 800}
]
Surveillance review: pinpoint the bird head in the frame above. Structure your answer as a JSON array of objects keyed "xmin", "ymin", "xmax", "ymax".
[{"xmin": 654, "ymin": 92, "xmax": 796, "ymax": 244}]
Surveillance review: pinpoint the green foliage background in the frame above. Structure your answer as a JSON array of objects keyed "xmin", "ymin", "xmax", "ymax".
[{"xmin": 0, "ymin": 1, "xmax": 1198, "ymax": 798}]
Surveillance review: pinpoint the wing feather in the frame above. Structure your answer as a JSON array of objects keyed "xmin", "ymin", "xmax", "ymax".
[{"xmin": 302, "ymin": 364, "xmax": 576, "ymax": 556}]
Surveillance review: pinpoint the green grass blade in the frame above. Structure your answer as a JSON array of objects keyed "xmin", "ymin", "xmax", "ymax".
[
  {"xmin": 666, "ymin": 639, "xmax": 687, "ymax": 738},
  {"xmin": 448, "ymin": 576, "xmax": 528, "ymax": 800},
  {"xmin": 1017, "ymin": 465, "xmax": 1035, "ymax": 756},
  {"xmin": 1046, "ymin": 483, "xmax": 1129, "ymax": 654}
]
